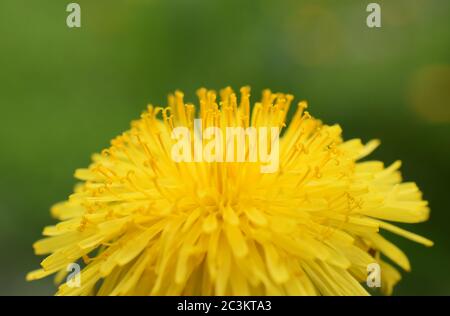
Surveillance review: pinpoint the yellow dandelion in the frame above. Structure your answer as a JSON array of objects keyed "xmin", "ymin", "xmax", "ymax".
[{"xmin": 28, "ymin": 87, "xmax": 432, "ymax": 296}]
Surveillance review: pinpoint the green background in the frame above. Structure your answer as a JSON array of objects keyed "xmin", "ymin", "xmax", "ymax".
[{"xmin": 0, "ymin": 0, "xmax": 449, "ymax": 295}]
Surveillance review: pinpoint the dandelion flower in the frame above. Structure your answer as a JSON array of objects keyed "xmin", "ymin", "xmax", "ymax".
[{"xmin": 28, "ymin": 87, "xmax": 432, "ymax": 295}]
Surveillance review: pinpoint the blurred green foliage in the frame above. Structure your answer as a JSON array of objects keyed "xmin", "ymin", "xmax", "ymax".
[{"xmin": 0, "ymin": 0, "xmax": 449, "ymax": 295}]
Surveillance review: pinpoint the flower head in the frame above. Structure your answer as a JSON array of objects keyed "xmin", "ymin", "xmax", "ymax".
[{"xmin": 28, "ymin": 87, "xmax": 432, "ymax": 295}]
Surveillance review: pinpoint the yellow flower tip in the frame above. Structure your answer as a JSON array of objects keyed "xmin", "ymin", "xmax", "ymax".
[
  {"xmin": 426, "ymin": 240, "xmax": 434, "ymax": 247},
  {"xmin": 298, "ymin": 100, "xmax": 308, "ymax": 110},
  {"xmin": 28, "ymin": 86, "xmax": 432, "ymax": 296},
  {"xmin": 367, "ymin": 139, "xmax": 381, "ymax": 151},
  {"xmin": 26, "ymin": 270, "xmax": 39, "ymax": 281},
  {"xmin": 31, "ymin": 243, "xmax": 40, "ymax": 255}
]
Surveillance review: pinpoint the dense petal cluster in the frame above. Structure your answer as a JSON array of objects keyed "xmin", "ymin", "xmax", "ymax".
[{"xmin": 28, "ymin": 87, "xmax": 432, "ymax": 295}]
